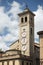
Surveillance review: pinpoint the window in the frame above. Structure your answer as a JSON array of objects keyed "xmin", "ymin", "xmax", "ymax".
[
  {"xmin": 22, "ymin": 61, "xmax": 24, "ymax": 65},
  {"xmin": 2, "ymin": 62, "xmax": 4, "ymax": 65},
  {"xmin": 13, "ymin": 60, "xmax": 15, "ymax": 65},
  {"xmin": 21, "ymin": 18, "xmax": 23, "ymax": 23},
  {"xmin": 27, "ymin": 62, "xmax": 28, "ymax": 65},
  {"xmin": 30, "ymin": 28, "xmax": 32, "ymax": 35},
  {"xmin": 30, "ymin": 63, "xmax": 31, "ymax": 65},
  {"xmin": 25, "ymin": 17, "xmax": 27, "ymax": 22},
  {"xmin": 7, "ymin": 61, "xmax": 9, "ymax": 65}
]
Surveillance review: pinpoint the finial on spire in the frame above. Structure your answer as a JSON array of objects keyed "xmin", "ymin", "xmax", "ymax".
[
  {"xmin": 22, "ymin": 0, "xmax": 29, "ymax": 11},
  {"xmin": 25, "ymin": 2, "xmax": 28, "ymax": 9}
]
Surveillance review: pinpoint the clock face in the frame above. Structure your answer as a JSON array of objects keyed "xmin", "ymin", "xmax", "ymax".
[
  {"xmin": 21, "ymin": 32, "xmax": 26, "ymax": 37},
  {"xmin": 21, "ymin": 37, "xmax": 27, "ymax": 44},
  {"xmin": 21, "ymin": 27, "xmax": 27, "ymax": 52},
  {"xmin": 22, "ymin": 45, "xmax": 26, "ymax": 51}
]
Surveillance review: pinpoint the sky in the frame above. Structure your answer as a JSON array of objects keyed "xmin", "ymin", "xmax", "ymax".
[{"xmin": 0, "ymin": 0, "xmax": 43, "ymax": 51}]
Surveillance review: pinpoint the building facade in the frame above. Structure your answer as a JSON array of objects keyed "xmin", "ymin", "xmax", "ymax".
[
  {"xmin": 0, "ymin": 7, "xmax": 41, "ymax": 65},
  {"xmin": 37, "ymin": 31, "xmax": 43, "ymax": 65}
]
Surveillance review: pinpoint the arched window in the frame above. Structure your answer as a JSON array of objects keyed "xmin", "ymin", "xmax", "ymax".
[
  {"xmin": 22, "ymin": 61, "xmax": 24, "ymax": 65},
  {"xmin": 26, "ymin": 62, "xmax": 28, "ymax": 65},
  {"xmin": 25, "ymin": 17, "xmax": 27, "ymax": 22},
  {"xmin": 21, "ymin": 18, "xmax": 23, "ymax": 23}
]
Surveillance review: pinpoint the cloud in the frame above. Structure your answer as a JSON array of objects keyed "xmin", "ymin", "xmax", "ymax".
[
  {"xmin": 0, "ymin": 36, "xmax": 9, "ymax": 51},
  {"xmin": 3, "ymin": 33, "xmax": 17, "ymax": 42},
  {"xmin": 0, "ymin": 1, "xmax": 22, "ymax": 51},
  {"xmin": 0, "ymin": 7, "xmax": 10, "ymax": 33},
  {"xmin": 0, "ymin": 1, "xmax": 43, "ymax": 51},
  {"xmin": 34, "ymin": 5, "xmax": 43, "ymax": 43}
]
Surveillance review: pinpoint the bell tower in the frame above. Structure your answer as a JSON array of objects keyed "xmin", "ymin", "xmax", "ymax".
[{"xmin": 18, "ymin": 8, "xmax": 35, "ymax": 56}]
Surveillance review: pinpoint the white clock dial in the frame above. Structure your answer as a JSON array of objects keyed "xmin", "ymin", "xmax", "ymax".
[
  {"xmin": 22, "ymin": 45, "xmax": 26, "ymax": 51},
  {"xmin": 22, "ymin": 32, "xmax": 26, "ymax": 37},
  {"xmin": 21, "ymin": 37, "xmax": 27, "ymax": 44}
]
